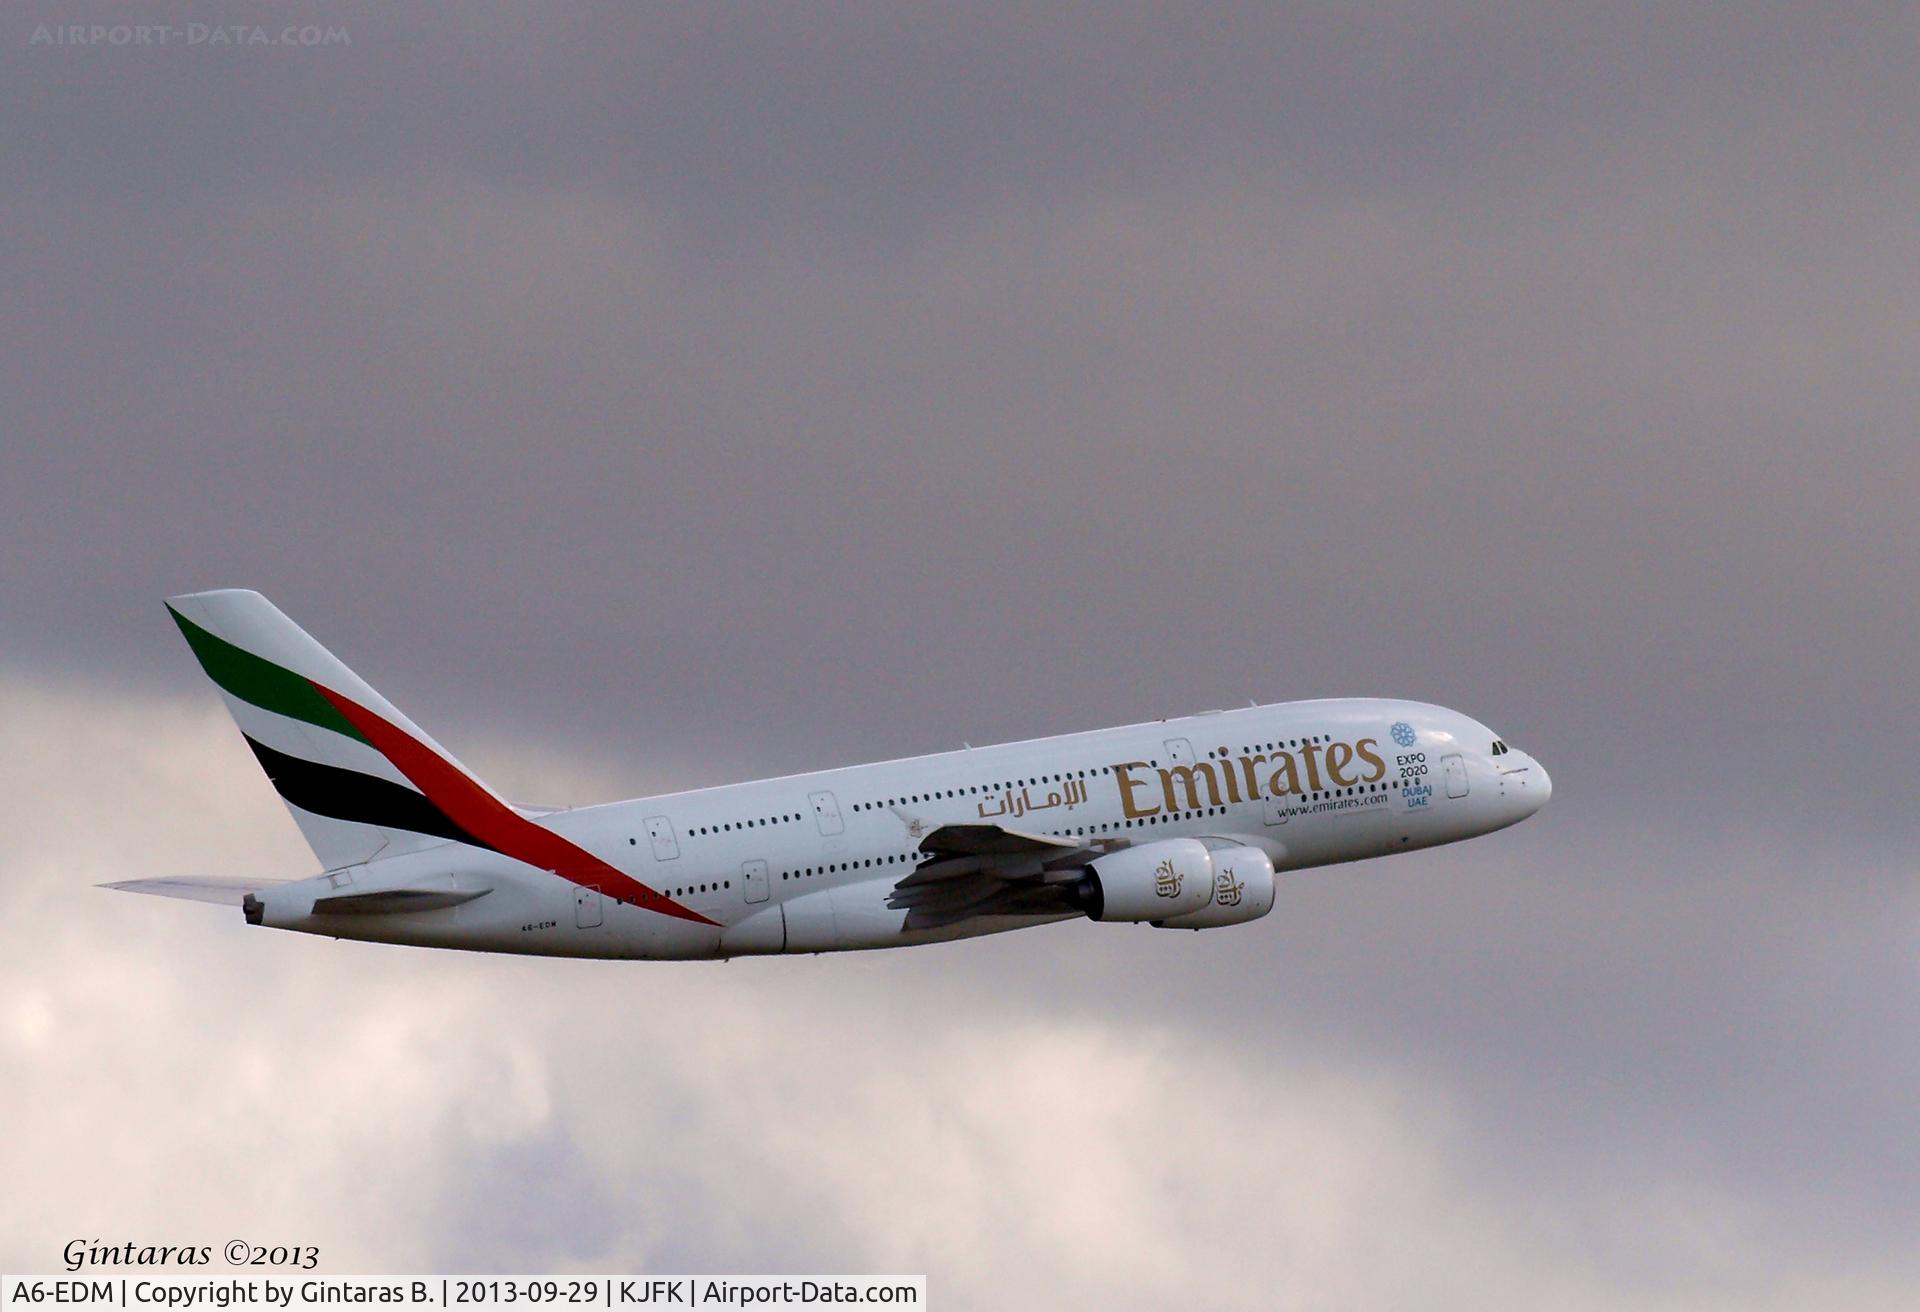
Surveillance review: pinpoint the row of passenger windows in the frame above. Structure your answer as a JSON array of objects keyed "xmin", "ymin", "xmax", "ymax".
[
  {"xmin": 782, "ymin": 854, "xmax": 915, "ymax": 881},
  {"xmin": 780, "ymin": 782, "xmax": 1385, "ymax": 875},
  {"xmin": 665, "ymin": 880, "xmax": 730, "ymax": 897},
  {"xmin": 629, "ymin": 814, "xmax": 803, "ymax": 846},
  {"xmin": 648, "ymin": 781, "xmax": 1391, "ymax": 898},
  {"xmin": 849, "ymin": 735, "xmax": 1341, "ymax": 813},
  {"xmin": 852, "ymin": 763, "xmax": 1157, "ymax": 813},
  {"xmin": 848, "ymin": 749, "xmax": 1381, "ymax": 818},
  {"xmin": 691, "ymin": 814, "xmax": 799, "ymax": 836},
  {"xmin": 635, "ymin": 731, "xmax": 1353, "ymax": 850},
  {"xmin": 1213, "ymin": 735, "xmax": 1329, "ymax": 757},
  {"xmin": 1049, "ymin": 806, "xmax": 1228, "ymax": 833},
  {"xmin": 1022, "ymin": 780, "xmax": 1394, "ymax": 836}
]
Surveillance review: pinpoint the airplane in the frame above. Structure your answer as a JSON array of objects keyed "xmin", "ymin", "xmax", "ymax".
[{"xmin": 108, "ymin": 590, "xmax": 1552, "ymax": 959}]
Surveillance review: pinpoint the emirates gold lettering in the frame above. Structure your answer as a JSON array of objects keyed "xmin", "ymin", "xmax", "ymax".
[
  {"xmin": 1159, "ymin": 762, "xmax": 1223, "ymax": 812},
  {"xmin": 1216, "ymin": 750, "xmax": 1243, "ymax": 803},
  {"xmin": 1265, "ymin": 752, "xmax": 1300, "ymax": 797},
  {"xmin": 1115, "ymin": 761, "xmax": 1162, "ymax": 818},
  {"xmin": 1299, "ymin": 740, "xmax": 1324, "ymax": 791},
  {"xmin": 1239, "ymin": 754, "xmax": 1267, "ymax": 799},
  {"xmin": 1354, "ymin": 738, "xmax": 1386, "ymax": 783},
  {"xmin": 1110, "ymin": 735, "xmax": 1388, "ymax": 812}
]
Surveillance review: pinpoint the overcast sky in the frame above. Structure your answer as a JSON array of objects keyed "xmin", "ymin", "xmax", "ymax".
[{"xmin": 5, "ymin": 6, "xmax": 1918, "ymax": 1307}]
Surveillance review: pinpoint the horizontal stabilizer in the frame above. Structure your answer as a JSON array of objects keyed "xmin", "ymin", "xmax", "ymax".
[{"xmin": 102, "ymin": 876, "xmax": 286, "ymax": 907}]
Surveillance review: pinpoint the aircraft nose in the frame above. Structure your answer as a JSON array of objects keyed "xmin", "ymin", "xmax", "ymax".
[{"xmin": 1498, "ymin": 750, "xmax": 1551, "ymax": 822}]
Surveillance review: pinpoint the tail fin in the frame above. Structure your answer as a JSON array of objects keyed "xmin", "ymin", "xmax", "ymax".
[{"xmin": 166, "ymin": 589, "xmax": 511, "ymax": 871}]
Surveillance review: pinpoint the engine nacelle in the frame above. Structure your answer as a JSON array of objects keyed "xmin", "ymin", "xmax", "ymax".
[
  {"xmin": 1154, "ymin": 843, "xmax": 1275, "ymax": 929},
  {"xmin": 1069, "ymin": 838, "xmax": 1214, "ymax": 922}
]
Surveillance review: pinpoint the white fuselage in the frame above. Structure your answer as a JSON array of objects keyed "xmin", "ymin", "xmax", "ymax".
[{"xmin": 250, "ymin": 697, "xmax": 1550, "ymax": 959}]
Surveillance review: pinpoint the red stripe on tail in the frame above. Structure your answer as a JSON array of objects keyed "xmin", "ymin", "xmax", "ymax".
[{"xmin": 312, "ymin": 684, "xmax": 718, "ymax": 928}]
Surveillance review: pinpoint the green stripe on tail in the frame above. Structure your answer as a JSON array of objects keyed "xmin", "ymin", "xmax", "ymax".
[{"xmin": 167, "ymin": 605, "xmax": 370, "ymax": 745}]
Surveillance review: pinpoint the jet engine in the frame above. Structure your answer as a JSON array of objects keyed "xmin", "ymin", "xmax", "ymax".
[
  {"xmin": 1068, "ymin": 837, "xmax": 1215, "ymax": 922},
  {"xmin": 1154, "ymin": 843, "xmax": 1275, "ymax": 930}
]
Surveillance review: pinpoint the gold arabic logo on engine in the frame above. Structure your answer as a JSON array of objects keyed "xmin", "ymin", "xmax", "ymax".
[
  {"xmin": 1215, "ymin": 868, "xmax": 1244, "ymax": 907},
  {"xmin": 1154, "ymin": 858, "xmax": 1184, "ymax": 898}
]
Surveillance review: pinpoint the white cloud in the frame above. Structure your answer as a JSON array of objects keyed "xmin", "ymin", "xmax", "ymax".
[{"xmin": 2, "ymin": 672, "xmax": 1915, "ymax": 1309}]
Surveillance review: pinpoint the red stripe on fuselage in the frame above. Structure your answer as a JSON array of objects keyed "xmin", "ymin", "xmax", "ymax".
[{"xmin": 312, "ymin": 684, "xmax": 718, "ymax": 928}]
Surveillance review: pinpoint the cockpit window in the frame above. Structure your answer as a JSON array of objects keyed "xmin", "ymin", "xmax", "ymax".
[{"xmin": 1492, "ymin": 740, "xmax": 1508, "ymax": 755}]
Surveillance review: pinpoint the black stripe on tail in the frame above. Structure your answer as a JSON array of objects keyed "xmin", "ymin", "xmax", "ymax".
[{"xmin": 241, "ymin": 735, "xmax": 495, "ymax": 852}]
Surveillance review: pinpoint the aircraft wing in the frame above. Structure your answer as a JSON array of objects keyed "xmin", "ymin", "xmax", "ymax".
[
  {"xmin": 915, "ymin": 824, "xmax": 1083, "ymax": 858},
  {"xmin": 887, "ymin": 823, "xmax": 1096, "ymax": 928},
  {"xmin": 101, "ymin": 876, "xmax": 288, "ymax": 907}
]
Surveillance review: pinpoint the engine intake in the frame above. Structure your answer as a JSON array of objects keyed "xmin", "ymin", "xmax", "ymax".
[{"xmin": 1069, "ymin": 838, "xmax": 1215, "ymax": 922}]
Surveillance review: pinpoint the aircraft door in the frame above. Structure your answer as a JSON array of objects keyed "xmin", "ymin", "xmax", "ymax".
[
  {"xmin": 808, "ymin": 790, "xmax": 844, "ymax": 836},
  {"xmin": 644, "ymin": 815, "xmax": 680, "ymax": 861},
  {"xmin": 574, "ymin": 884, "xmax": 603, "ymax": 928},
  {"xmin": 1165, "ymin": 737, "xmax": 1195, "ymax": 766},
  {"xmin": 1442, "ymin": 753, "xmax": 1469, "ymax": 799},
  {"xmin": 742, "ymin": 859, "xmax": 770, "ymax": 904}
]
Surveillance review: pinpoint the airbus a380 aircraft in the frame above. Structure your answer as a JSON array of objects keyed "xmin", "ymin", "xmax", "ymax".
[{"xmin": 110, "ymin": 590, "xmax": 1551, "ymax": 959}]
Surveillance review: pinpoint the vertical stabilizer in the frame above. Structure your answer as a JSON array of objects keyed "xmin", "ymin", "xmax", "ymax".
[{"xmin": 166, "ymin": 589, "xmax": 506, "ymax": 870}]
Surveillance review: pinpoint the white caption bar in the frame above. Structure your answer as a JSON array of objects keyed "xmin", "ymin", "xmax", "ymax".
[{"xmin": 2, "ymin": 1277, "xmax": 925, "ymax": 1310}]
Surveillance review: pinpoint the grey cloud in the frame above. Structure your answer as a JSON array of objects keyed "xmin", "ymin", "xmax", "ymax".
[
  {"xmin": 7, "ymin": 6, "xmax": 1913, "ymax": 235},
  {"xmin": 5, "ymin": 157, "xmax": 1915, "ymax": 810},
  {"xmin": 5, "ymin": 6, "xmax": 1919, "ymax": 1305}
]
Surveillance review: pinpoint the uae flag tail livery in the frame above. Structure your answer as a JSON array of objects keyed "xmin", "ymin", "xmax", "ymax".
[
  {"xmin": 119, "ymin": 589, "xmax": 713, "ymax": 934},
  {"xmin": 164, "ymin": 589, "xmax": 513, "ymax": 872}
]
